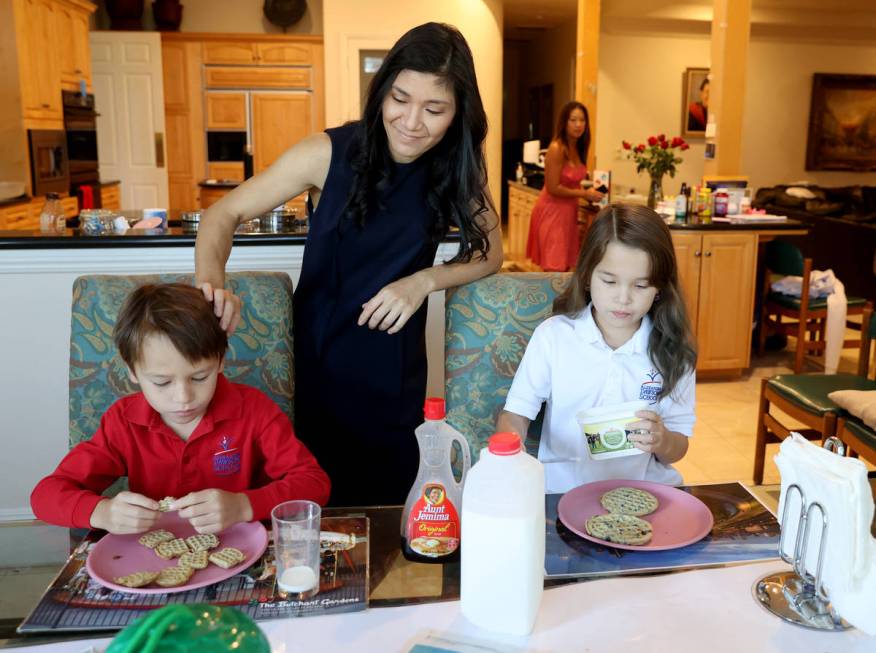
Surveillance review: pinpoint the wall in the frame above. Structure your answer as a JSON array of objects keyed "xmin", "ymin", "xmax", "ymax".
[
  {"xmin": 596, "ymin": 31, "xmax": 709, "ymax": 197},
  {"xmin": 743, "ymin": 37, "xmax": 876, "ymax": 188},
  {"xmin": 322, "ymin": 0, "xmax": 504, "ymax": 208},
  {"xmin": 93, "ymin": 0, "xmax": 323, "ymax": 34}
]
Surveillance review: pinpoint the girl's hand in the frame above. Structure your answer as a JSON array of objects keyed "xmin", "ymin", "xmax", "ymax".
[
  {"xmin": 584, "ymin": 188, "xmax": 605, "ymax": 203},
  {"xmin": 198, "ymin": 282, "xmax": 242, "ymax": 335},
  {"xmin": 90, "ymin": 492, "xmax": 160, "ymax": 534},
  {"xmin": 358, "ymin": 272, "xmax": 432, "ymax": 334},
  {"xmin": 627, "ymin": 410, "xmax": 667, "ymax": 456},
  {"xmin": 176, "ymin": 490, "xmax": 254, "ymax": 535}
]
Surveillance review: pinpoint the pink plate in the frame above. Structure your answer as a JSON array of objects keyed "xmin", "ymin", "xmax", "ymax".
[
  {"xmin": 557, "ymin": 479, "xmax": 714, "ymax": 551},
  {"xmin": 86, "ymin": 512, "xmax": 268, "ymax": 594}
]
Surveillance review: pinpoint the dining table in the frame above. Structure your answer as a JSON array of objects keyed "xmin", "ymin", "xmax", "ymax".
[{"xmin": 0, "ymin": 481, "xmax": 873, "ymax": 652}]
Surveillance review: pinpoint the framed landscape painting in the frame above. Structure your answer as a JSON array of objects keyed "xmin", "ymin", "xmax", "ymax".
[
  {"xmin": 681, "ymin": 67, "xmax": 710, "ymax": 138},
  {"xmin": 806, "ymin": 73, "xmax": 876, "ymax": 171}
]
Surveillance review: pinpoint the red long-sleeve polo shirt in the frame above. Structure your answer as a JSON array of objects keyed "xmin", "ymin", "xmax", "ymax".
[{"xmin": 31, "ymin": 375, "xmax": 330, "ymax": 528}]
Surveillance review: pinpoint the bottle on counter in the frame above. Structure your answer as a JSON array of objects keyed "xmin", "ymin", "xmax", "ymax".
[
  {"xmin": 698, "ymin": 187, "xmax": 713, "ymax": 224},
  {"xmin": 39, "ymin": 193, "xmax": 66, "ymax": 233},
  {"xmin": 675, "ymin": 183, "xmax": 688, "ymax": 222},
  {"xmin": 401, "ymin": 398, "xmax": 471, "ymax": 564},
  {"xmin": 460, "ymin": 432, "xmax": 545, "ymax": 636},
  {"xmin": 714, "ymin": 188, "xmax": 729, "ymax": 218},
  {"xmin": 515, "ymin": 162, "xmax": 524, "ymax": 182}
]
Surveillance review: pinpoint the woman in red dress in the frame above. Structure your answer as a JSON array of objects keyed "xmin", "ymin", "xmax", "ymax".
[{"xmin": 526, "ymin": 101, "xmax": 603, "ymax": 271}]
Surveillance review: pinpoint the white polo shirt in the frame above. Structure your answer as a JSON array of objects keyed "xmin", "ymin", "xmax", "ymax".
[{"xmin": 504, "ymin": 305, "xmax": 696, "ymax": 494}]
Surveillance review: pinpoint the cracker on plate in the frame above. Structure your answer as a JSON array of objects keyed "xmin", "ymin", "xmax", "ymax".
[
  {"xmin": 185, "ymin": 533, "xmax": 220, "ymax": 552},
  {"xmin": 155, "ymin": 537, "xmax": 190, "ymax": 560},
  {"xmin": 600, "ymin": 486, "xmax": 659, "ymax": 517},
  {"xmin": 115, "ymin": 570, "xmax": 160, "ymax": 588},
  {"xmin": 155, "ymin": 565, "xmax": 193, "ymax": 588},
  {"xmin": 178, "ymin": 549, "xmax": 209, "ymax": 570},
  {"xmin": 585, "ymin": 513, "xmax": 653, "ymax": 545},
  {"xmin": 138, "ymin": 529, "xmax": 175, "ymax": 549},
  {"xmin": 208, "ymin": 547, "xmax": 246, "ymax": 569}
]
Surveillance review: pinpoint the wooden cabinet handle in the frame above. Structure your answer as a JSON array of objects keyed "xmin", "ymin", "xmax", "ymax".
[
  {"xmin": 74, "ymin": 68, "xmax": 82, "ymax": 74},
  {"xmin": 694, "ymin": 250, "xmax": 702, "ymax": 257},
  {"xmin": 41, "ymin": 103, "xmax": 50, "ymax": 108},
  {"xmin": 704, "ymin": 251, "xmax": 712, "ymax": 257}
]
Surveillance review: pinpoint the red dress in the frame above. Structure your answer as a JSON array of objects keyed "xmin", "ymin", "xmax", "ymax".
[{"xmin": 526, "ymin": 163, "xmax": 587, "ymax": 271}]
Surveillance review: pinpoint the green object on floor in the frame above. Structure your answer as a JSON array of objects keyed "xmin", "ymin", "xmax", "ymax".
[{"xmin": 106, "ymin": 604, "xmax": 270, "ymax": 653}]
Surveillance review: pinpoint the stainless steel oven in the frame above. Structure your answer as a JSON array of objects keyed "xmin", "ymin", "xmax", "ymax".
[
  {"xmin": 63, "ymin": 91, "xmax": 100, "ymax": 186},
  {"xmin": 28, "ymin": 129, "xmax": 69, "ymax": 196}
]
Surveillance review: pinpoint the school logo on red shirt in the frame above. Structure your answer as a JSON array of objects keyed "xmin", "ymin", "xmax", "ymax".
[
  {"xmin": 639, "ymin": 369, "xmax": 662, "ymax": 404},
  {"xmin": 213, "ymin": 435, "xmax": 241, "ymax": 476}
]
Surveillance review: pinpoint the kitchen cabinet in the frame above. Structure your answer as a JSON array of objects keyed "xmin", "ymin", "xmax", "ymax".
[
  {"xmin": 251, "ymin": 93, "xmax": 311, "ymax": 174},
  {"xmin": 507, "ymin": 183, "xmax": 538, "ymax": 261},
  {"xmin": 101, "ymin": 184, "xmax": 120, "ymax": 211},
  {"xmin": 205, "ymin": 66, "xmax": 310, "ymax": 90},
  {"xmin": 672, "ymin": 231, "xmax": 757, "ymax": 374},
  {"xmin": 203, "ymin": 39, "xmax": 313, "ymax": 65},
  {"xmin": 0, "ymin": 193, "xmax": 78, "ymax": 230},
  {"xmin": 206, "ymin": 93, "xmax": 247, "ymax": 130},
  {"xmin": 55, "ymin": 0, "xmax": 93, "ymax": 91},
  {"xmin": 16, "ymin": 0, "xmax": 64, "ymax": 124},
  {"xmin": 207, "ymin": 162, "xmax": 244, "ymax": 181}
]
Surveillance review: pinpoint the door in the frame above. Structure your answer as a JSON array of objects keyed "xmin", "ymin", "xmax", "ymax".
[
  {"xmin": 671, "ymin": 232, "xmax": 703, "ymax": 335},
  {"xmin": 90, "ymin": 32, "xmax": 169, "ymax": 209},
  {"xmin": 696, "ymin": 233, "xmax": 757, "ymax": 371},
  {"xmin": 251, "ymin": 92, "xmax": 312, "ymax": 174}
]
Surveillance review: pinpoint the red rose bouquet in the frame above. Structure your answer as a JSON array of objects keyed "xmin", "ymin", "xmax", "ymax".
[{"xmin": 621, "ymin": 134, "xmax": 689, "ymax": 179}]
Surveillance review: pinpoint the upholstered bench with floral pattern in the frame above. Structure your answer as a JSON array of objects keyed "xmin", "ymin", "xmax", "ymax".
[{"xmin": 444, "ymin": 272, "xmax": 570, "ymax": 459}]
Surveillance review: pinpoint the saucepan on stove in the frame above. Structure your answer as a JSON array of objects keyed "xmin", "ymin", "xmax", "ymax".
[{"xmin": 258, "ymin": 207, "xmax": 307, "ymax": 233}]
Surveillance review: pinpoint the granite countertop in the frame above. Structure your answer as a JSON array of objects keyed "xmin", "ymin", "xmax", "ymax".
[{"xmin": 0, "ymin": 226, "xmax": 307, "ymax": 249}]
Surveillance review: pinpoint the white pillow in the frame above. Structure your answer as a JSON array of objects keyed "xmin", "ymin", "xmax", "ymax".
[
  {"xmin": 829, "ymin": 390, "xmax": 876, "ymax": 429},
  {"xmin": 786, "ymin": 186, "xmax": 817, "ymax": 200}
]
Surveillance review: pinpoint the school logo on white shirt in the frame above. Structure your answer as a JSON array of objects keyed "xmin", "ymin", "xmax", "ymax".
[{"xmin": 639, "ymin": 370, "xmax": 662, "ymax": 404}]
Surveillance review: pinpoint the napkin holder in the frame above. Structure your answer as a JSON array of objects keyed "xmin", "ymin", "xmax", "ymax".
[{"xmin": 752, "ymin": 437, "xmax": 851, "ymax": 631}]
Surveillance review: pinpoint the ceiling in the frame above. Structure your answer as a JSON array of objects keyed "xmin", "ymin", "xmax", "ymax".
[{"xmin": 503, "ymin": 0, "xmax": 577, "ymax": 40}]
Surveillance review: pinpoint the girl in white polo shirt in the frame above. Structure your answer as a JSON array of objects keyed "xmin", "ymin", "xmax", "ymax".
[{"xmin": 498, "ymin": 204, "xmax": 697, "ymax": 493}]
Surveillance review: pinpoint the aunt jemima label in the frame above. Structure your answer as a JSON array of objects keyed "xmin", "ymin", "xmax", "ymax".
[{"xmin": 403, "ymin": 483, "xmax": 460, "ymax": 558}]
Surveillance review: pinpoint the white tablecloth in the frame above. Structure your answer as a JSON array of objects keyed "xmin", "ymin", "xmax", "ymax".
[{"xmin": 14, "ymin": 561, "xmax": 873, "ymax": 652}]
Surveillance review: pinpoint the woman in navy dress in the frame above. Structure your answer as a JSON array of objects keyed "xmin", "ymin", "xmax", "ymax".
[{"xmin": 195, "ymin": 23, "xmax": 502, "ymax": 506}]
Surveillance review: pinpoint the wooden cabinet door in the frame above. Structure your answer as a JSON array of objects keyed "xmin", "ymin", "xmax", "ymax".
[
  {"xmin": 251, "ymin": 92, "xmax": 311, "ymax": 173},
  {"xmin": 161, "ymin": 41, "xmax": 189, "ymax": 112},
  {"xmin": 56, "ymin": 1, "xmax": 92, "ymax": 90},
  {"xmin": 696, "ymin": 233, "xmax": 757, "ymax": 371},
  {"xmin": 207, "ymin": 162, "xmax": 244, "ymax": 181},
  {"xmin": 202, "ymin": 40, "xmax": 256, "ymax": 64},
  {"xmin": 17, "ymin": 0, "xmax": 63, "ymax": 122},
  {"xmin": 254, "ymin": 42, "xmax": 311, "ymax": 64},
  {"xmin": 5, "ymin": 202, "xmax": 37, "ymax": 230},
  {"xmin": 671, "ymin": 232, "xmax": 703, "ymax": 336},
  {"xmin": 205, "ymin": 66, "xmax": 310, "ymax": 90},
  {"xmin": 101, "ymin": 184, "xmax": 121, "ymax": 211},
  {"xmin": 206, "ymin": 92, "xmax": 247, "ymax": 130},
  {"xmin": 170, "ymin": 179, "xmax": 196, "ymax": 212}
]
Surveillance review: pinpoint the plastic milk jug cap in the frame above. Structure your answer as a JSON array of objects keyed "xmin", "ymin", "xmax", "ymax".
[
  {"xmin": 488, "ymin": 432, "xmax": 522, "ymax": 456},
  {"xmin": 423, "ymin": 397, "xmax": 446, "ymax": 420}
]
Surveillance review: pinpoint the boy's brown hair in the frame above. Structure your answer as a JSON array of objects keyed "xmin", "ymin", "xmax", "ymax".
[{"xmin": 113, "ymin": 283, "xmax": 228, "ymax": 368}]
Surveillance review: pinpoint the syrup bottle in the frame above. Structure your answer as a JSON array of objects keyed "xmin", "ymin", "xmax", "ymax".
[{"xmin": 401, "ymin": 398, "xmax": 471, "ymax": 563}]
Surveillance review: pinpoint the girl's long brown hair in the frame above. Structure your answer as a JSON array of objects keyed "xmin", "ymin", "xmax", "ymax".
[{"xmin": 553, "ymin": 204, "xmax": 697, "ymax": 399}]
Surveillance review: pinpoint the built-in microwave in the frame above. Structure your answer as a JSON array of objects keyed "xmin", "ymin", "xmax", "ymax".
[{"xmin": 28, "ymin": 129, "xmax": 69, "ymax": 196}]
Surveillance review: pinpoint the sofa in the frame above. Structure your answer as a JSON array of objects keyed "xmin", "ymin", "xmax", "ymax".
[{"xmin": 753, "ymin": 185, "xmax": 876, "ymax": 303}]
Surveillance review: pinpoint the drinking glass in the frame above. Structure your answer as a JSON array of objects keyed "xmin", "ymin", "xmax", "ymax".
[{"xmin": 271, "ymin": 500, "xmax": 321, "ymax": 599}]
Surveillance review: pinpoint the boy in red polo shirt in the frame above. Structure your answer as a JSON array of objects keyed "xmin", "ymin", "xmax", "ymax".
[{"xmin": 31, "ymin": 283, "xmax": 330, "ymax": 535}]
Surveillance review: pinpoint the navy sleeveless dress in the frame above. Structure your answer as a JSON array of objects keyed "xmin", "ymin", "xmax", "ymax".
[{"xmin": 293, "ymin": 122, "xmax": 440, "ymax": 506}]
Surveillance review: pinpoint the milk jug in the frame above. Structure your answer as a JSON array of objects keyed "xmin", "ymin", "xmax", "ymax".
[
  {"xmin": 460, "ymin": 432, "xmax": 545, "ymax": 636},
  {"xmin": 401, "ymin": 398, "xmax": 471, "ymax": 563}
]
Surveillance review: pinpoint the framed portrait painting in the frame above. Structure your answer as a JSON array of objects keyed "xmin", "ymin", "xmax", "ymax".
[
  {"xmin": 681, "ymin": 68, "xmax": 710, "ymax": 139},
  {"xmin": 806, "ymin": 73, "xmax": 876, "ymax": 171}
]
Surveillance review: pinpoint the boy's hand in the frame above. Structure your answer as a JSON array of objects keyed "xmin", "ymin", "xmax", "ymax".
[
  {"xmin": 90, "ymin": 492, "xmax": 160, "ymax": 534},
  {"xmin": 175, "ymin": 489, "xmax": 253, "ymax": 534}
]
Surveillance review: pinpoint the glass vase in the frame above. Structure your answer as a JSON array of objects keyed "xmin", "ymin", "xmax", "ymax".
[{"xmin": 647, "ymin": 174, "xmax": 664, "ymax": 209}]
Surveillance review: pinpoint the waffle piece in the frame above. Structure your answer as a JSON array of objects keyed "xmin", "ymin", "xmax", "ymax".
[
  {"xmin": 155, "ymin": 565, "xmax": 194, "ymax": 588},
  {"xmin": 155, "ymin": 537, "xmax": 190, "ymax": 560},
  {"xmin": 185, "ymin": 533, "xmax": 220, "ymax": 552},
  {"xmin": 138, "ymin": 529, "xmax": 175, "ymax": 549},
  {"xmin": 178, "ymin": 549, "xmax": 209, "ymax": 570},
  {"xmin": 585, "ymin": 513, "xmax": 653, "ymax": 546},
  {"xmin": 115, "ymin": 570, "xmax": 160, "ymax": 588},
  {"xmin": 157, "ymin": 496, "xmax": 177, "ymax": 512},
  {"xmin": 208, "ymin": 547, "xmax": 246, "ymax": 569},
  {"xmin": 599, "ymin": 487, "xmax": 659, "ymax": 517}
]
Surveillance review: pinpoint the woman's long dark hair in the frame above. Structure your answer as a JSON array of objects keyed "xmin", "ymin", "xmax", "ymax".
[
  {"xmin": 344, "ymin": 22, "xmax": 493, "ymax": 263},
  {"xmin": 553, "ymin": 101, "xmax": 590, "ymax": 165},
  {"xmin": 553, "ymin": 204, "xmax": 697, "ymax": 399}
]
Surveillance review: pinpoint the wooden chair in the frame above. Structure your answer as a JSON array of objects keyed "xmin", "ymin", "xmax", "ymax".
[
  {"xmin": 757, "ymin": 239, "xmax": 869, "ymax": 373},
  {"xmin": 834, "ymin": 310, "xmax": 876, "ymax": 465},
  {"xmin": 753, "ymin": 305, "xmax": 876, "ymax": 485}
]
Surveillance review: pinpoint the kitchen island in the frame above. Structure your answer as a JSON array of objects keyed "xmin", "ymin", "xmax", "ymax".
[{"xmin": 0, "ymin": 228, "xmax": 459, "ymax": 520}]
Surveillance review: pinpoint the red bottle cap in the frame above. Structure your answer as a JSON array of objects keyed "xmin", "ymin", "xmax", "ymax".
[
  {"xmin": 423, "ymin": 397, "xmax": 446, "ymax": 420},
  {"xmin": 488, "ymin": 432, "xmax": 522, "ymax": 456}
]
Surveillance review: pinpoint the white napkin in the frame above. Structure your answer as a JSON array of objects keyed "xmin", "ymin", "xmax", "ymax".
[{"xmin": 774, "ymin": 433, "xmax": 876, "ymax": 634}]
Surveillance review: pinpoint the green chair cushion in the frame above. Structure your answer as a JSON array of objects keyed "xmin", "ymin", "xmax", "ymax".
[
  {"xmin": 768, "ymin": 292, "xmax": 868, "ymax": 312},
  {"xmin": 768, "ymin": 374, "xmax": 876, "ymax": 415},
  {"xmin": 444, "ymin": 272, "xmax": 569, "ymax": 458},
  {"xmin": 843, "ymin": 418, "xmax": 876, "ymax": 450}
]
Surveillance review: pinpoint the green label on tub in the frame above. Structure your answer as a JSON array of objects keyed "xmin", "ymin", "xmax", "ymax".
[{"xmin": 582, "ymin": 416, "xmax": 638, "ymax": 455}]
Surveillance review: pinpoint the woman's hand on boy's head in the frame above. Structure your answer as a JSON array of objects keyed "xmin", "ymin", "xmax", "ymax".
[
  {"xmin": 90, "ymin": 492, "xmax": 160, "ymax": 535},
  {"xmin": 198, "ymin": 282, "xmax": 242, "ymax": 335},
  {"xmin": 175, "ymin": 489, "xmax": 253, "ymax": 535},
  {"xmin": 628, "ymin": 410, "xmax": 667, "ymax": 455}
]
